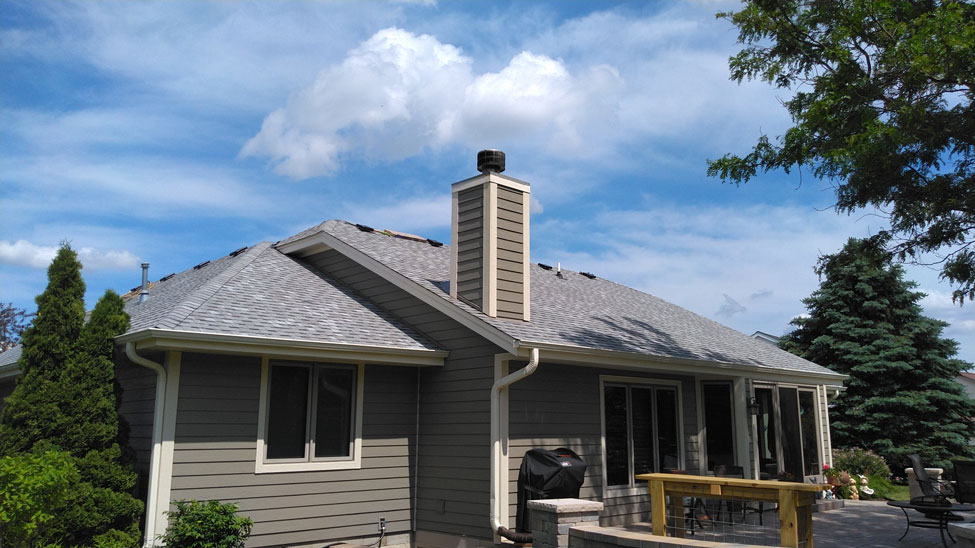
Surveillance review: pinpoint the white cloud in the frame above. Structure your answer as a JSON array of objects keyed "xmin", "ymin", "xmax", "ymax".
[
  {"xmin": 241, "ymin": 27, "xmax": 625, "ymax": 178},
  {"xmin": 341, "ymin": 195, "xmax": 451, "ymax": 234},
  {"xmin": 0, "ymin": 240, "xmax": 139, "ymax": 271}
]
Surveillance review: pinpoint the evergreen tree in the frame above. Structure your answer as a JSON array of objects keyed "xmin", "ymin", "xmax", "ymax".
[
  {"xmin": 0, "ymin": 244, "xmax": 142, "ymax": 547},
  {"xmin": 781, "ymin": 238, "xmax": 975, "ymax": 471}
]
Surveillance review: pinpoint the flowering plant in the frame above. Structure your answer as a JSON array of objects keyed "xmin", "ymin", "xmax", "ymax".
[{"xmin": 823, "ymin": 464, "xmax": 840, "ymax": 482}]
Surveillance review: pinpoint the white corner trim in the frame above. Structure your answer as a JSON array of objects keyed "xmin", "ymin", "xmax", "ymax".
[
  {"xmin": 154, "ymin": 350, "xmax": 181, "ymax": 540},
  {"xmin": 254, "ymin": 361, "xmax": 364, "ymax": 474},
  {"xmin": 521, "ymin": 189, "xmax": 531, "ymax": 323},
  {"xmin": 485, "ymin": 182, "xmax": 498, "ymax": 317},
  {"xmin": 450, "ymin": 189, "xmax": 460, "ymax": 299}
]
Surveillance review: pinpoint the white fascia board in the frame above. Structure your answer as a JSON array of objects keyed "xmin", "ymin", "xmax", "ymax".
[
  {"xmin": 0, "ymin": 364, "xmax": 21, "ymax": 380},
  {"xmin": 286, "ymin": 231, "xmax": 520, "ymax": 354},
  {"xmin": 117, "ymin": 329, "xmax": 447, "ymax": 366},
  {"xmin": 518, "ymin": 341, "xmax": 849, "ymax": 385}
]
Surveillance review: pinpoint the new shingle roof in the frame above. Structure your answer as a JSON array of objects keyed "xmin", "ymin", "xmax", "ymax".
[
  {"xmin": 291, "ymin": 220, "xmax": 840, "ymax": 377},
  {"xmin": 1, "ymin": 218, "xmax": 840, "ymax": 378},
  {"xmin": 121, "ymin": 241, "xmax": 438, "ymax": 352}
]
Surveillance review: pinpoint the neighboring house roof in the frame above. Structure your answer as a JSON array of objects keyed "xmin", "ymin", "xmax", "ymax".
[
  {"xmin": 751, "ymin": 331, "xmax": 781, "ymax": 345},
  {"xmin": 0, "ymin": 344, "xmax": 21, "ymax": 369},
  {"xmin": 283, "ymin": 220, "xmax": 840, "ymax": 378}
]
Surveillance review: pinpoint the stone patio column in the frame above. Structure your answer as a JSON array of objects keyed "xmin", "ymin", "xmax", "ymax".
[{"xmin": 528, "ymin": 499, "xmax": 604, "ymax": 548}]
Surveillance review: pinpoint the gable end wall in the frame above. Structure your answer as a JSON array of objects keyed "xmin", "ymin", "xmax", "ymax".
[{"xmin": 305, "ymin": 249, "xmax": 505, "ymax": 540}]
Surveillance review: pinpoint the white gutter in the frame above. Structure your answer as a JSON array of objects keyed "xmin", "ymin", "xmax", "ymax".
[
  {"xmin": 490, "ymin": 347, "xmax": 539, "ymax": 538},
  {"xmin": 125, "ymin": 342, "xmax": 166, "ymax": 548}
]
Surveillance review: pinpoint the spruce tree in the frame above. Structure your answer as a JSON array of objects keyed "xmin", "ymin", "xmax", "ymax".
[
  {"xmin": 0, "ymin": 244, "xmax": 142, "ymax": 547},
  {"xmin": 781, "ymin": 238, "xmax": 975, "ymax": 471}
]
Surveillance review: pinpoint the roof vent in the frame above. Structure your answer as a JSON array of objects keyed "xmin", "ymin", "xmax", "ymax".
[
  {"xmin": 427, "ymin": 239, "xmax": 444, "ymax": 247},
  {"xmin": 138, "ymin": 262, "xmax": 150, "ymax": 304},
  {"xmin": 193, "ymin": 260, "xmax": 210, "ymax": 270},
  {"xmin": 159, "ymin": 273, "xmax": 175, "ymax": 282},
  {"xmin": 477, "ymin": 149, "xmax": 505, "ymax": 173},
  {"xmin": 229, "ymin": 246, "xmax": 248, "ymax": 257},
  {"xmin": 354, "ymin": 223, "xmax": 374, "ymax": 233},
  {"xmin": 580, "ymin": 272, "xmax": 597, "ymax": 279},
  {"xmin": 538, "ymin": 263, "xmax": 553, "ymax": 271}
]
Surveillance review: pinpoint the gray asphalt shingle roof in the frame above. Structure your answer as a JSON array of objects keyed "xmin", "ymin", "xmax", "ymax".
[
  {"xmin": 302, "ymin": 220, "xmax": 838, "ymax": 376},
  {"xmin": 122, "ymin": 241, "xmax": 438, "ymax": 352},
  {"xmin": 0, "ymin": 218, "xmax": 838, "ymax": 378}
]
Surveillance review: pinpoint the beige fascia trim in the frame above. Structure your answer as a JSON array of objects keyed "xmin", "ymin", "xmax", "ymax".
[
  {"xmin": 286, "ymin": 232, "xmax": 519, "ymax": 354},
  {"xmin": 452, "ymin": 172, "xmax": 531, "ymax": 194},
  {"xmin": 117, "ymin": 329, "xmax": 447, "ymax": 366},
  {"xmin": 516, "ymin": 341, "xmax": 848, "ymax": 385}
]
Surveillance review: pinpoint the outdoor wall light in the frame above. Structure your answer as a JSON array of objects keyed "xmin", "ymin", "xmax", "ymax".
[{"xmin": 747, "ymin": 396, "xmax": 761, "ymax": 415}]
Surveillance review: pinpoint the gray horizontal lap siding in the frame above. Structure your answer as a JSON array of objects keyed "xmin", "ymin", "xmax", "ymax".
[
  {"xmin": 507, "ymin": 365, "xmax": 699, "ymax": 527},
  {"xmin": 457, "ymin": 187, "xmax": 484, "ymax": 309},
  {"xmin": 116, "ymin": 358, "xmax": 160, "ymax": 504},
  {"xmin": 170, "ymin": 352, "xmax": 418, "ymax": 547},
  {"xmin": 306, "ymin": 249, "xmax": 504, "ymax": 540}
]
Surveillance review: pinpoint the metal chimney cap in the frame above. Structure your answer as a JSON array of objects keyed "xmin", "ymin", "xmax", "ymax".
[{"xmin": 477, "ymin": 149, "xmax": 505, "ymax": 173}]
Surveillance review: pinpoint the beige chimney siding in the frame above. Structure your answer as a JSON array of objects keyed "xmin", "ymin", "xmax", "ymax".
[{"xmin": 450, "ymin": 172, "xmax": 531, "ymax": 321}]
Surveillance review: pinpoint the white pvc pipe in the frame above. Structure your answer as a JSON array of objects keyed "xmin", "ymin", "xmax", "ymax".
[
  {"xmin": 490, "ymin": 347, "xmax": 540, "ymax": 535},
  {"xmin": 125, "ymin": 342, "xmax": 166, "ymax": 548}
]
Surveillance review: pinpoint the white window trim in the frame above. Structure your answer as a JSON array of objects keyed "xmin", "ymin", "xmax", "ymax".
[
  {"xmin": 255, "ymin": 357, "xmax": 364, "ymax": 473},
  {"xmin": 599, "ymin": 375, "xmax": 684, "ymax": 498}
]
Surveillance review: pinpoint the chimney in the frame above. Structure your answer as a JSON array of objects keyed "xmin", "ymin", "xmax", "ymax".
[
  {"xmin": 138, "ymin": 262, "xmax": 150, "ymax": 303},
  {"xmin": 450, "ymin": 150, "xmax": 531, "ymax": 321}
]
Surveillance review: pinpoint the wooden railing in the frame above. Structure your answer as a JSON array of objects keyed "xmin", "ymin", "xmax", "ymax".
[{"xmin": 636, "ymin": 473, "xmax": 831, "ymax": 547}]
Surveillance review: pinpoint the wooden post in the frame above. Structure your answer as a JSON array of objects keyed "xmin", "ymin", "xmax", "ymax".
[
  {"xmin": 650, "ymin": 478, "xmax": 666, "ymax": 536},
  {"xmin": 778, "ymin": 489, "xmax": 799, "ymax": 547}
]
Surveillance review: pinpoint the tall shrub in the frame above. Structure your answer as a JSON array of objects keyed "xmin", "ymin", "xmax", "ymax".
[{"xmin": 0, "ymin": 244, "xmax": 142, "ymax": 547}]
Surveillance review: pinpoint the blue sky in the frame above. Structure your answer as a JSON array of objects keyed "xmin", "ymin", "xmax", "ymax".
[{"xmin": 1, "ymin": 0, "xmax": 971, "ymax": 363}]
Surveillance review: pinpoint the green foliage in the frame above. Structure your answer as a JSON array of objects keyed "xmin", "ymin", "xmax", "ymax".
[
  {"xmin": 0, "ymin": 244, "xmax": 142, "ymax": 547},
  {"xmin": 708, "ymin": 0, "xmax": 975, "ymax": 303},
  {"xmin": 832, "ymin": 448, "xmax": 891, "ymax": 477},
  {"xmin": 159, "ymin": 500, "xmax": 254, "ymax": 548},
  {"xmin": 781, "ymin": 237, "xmax": 975, "ymax": 472},
  {"xmin": 866, "ymin": 473, "xmax": 896, "ymax": 499},
  {"xmin": 0, "ymin": 442, "xmax": 80, "ymax": 548}
]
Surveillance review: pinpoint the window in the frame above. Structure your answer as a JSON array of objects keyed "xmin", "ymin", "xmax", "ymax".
[
  {"xmin": 702, "ymin": 382, "xmax": 735, "ymax": 471},
  {"xmin": 602, "ymin": 378, "xmax": 681, "ymax": 490},
  {"xmin": 753, "ymin": 384, "xmax": 822, "ymax": 479},
  {"xmin": 257, "ymin": 360, "xmax": 362, "ymax": 472}
]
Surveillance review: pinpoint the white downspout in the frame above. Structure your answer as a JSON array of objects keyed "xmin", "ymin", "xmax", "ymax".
[
  {"xmin": 490, "ymin": 347, "xmax": 540, "ymax": 537},
  {"xmin": 125, "ymin": 342, "xmax": 166, "ymax": 548}
]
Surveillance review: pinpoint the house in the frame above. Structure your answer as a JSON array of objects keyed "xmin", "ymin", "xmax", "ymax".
[{"xmin": 0, "ymin": 151, "xmax": 846, "ymax": 548}]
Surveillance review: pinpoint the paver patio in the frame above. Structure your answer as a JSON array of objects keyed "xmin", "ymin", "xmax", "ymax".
[{"xmin": 813, "ymin": 500, "xmax": 964, "ymax": 548}]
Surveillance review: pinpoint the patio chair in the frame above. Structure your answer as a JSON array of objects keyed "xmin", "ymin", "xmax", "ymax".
[
  {"xmin": 908, "ymin": 454, "xmax": 954, "ymax": 505},
  {"xmin": 713, "ymin": 465, "xmax": 745, "ymax": 524},
  {"xmin": 952, "ymin": 460, "xmax": 975, "ymax": 505}
]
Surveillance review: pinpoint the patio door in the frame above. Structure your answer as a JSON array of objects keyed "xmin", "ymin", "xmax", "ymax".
[{"xmin": 754, "ymin": 386, "xmax": 822, "ymax": 480}]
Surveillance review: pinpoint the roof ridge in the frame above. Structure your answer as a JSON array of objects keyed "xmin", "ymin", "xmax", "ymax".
[{"xmin": 154, "ymin": 242, "xmax": 272, "ymax": 330}]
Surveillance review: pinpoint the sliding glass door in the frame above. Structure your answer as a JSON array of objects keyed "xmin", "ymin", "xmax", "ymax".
[{"xmin": 754, "ymin": 385, "xmax": 821, "ymax": 479}]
